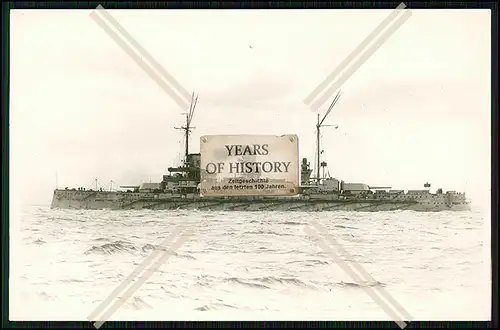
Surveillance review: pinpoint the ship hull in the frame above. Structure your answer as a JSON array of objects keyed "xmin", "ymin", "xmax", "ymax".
[{"xmin": 50, "ymin": 190, "xmax": 471, "ymax": 212}]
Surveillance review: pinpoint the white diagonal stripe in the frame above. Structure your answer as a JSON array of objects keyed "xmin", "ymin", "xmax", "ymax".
[
  {"xmin": 94, "ymin": 5, "xmax": 192, "ymax": 102},
  {"xmin": 304, "ymin": 224, "xmax": 412, "ymax": 328},
  {"xmin": 90, "ymin": 6, "xmax": 191, "ymax": 110},
  {"xmin": 310, "ymin": 219, "xmax": 414, "ymax": 322},
  {"xmin": 305, "ymin": 226, "xmax": 407, "ymax": 328},
  {"xmin": 309, "ymin": 9, "xmax": 412, "ymax": 111},
  {"xmin": 304, "ymin": 2, "xmax": 411, "ymax": 111},
  {"xmin": 87, "ymin": 225, "xmax": 186, "ymax": 324},
  {"xmin": 91, "ymin": 230, "xmax": 193, "ymax": 328}
]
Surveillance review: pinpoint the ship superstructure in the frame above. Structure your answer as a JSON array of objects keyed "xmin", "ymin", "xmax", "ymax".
[{"xmin": 51, "ymin": 92, "xmax": 471, "ymax": 212}]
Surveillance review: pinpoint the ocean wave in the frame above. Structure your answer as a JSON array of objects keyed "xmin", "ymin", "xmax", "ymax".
[
  {"xmin": 13, "ymin": 206, "xmax": 487, "ymax": 320},
  {"xmin": 225, "ymin": 276, "xmax": 312, "ymax": 289},
  {"xmin": 336, "ymin": 280, "xmax": 386, "ymax": 288},
  {"xmin": 243, "ymin": 230, "xmax": 295, "ymax": 236},
  {"xmin": 141, "ymin": 244, "xmax": 196, "ymax": 260},
  {"xmin": 226, "ymin": 277, "xmax": 271, "ymax": 289},
  {"xmin": 279, "ymin": 221, "xmax": 306, "ymax": 225},
  {"xmin": 333, "ymin": 225, "xmax": 359, "ymax": 230},
  {"xmin": 50, "ymin": 216, "xmax": 89, "ymax": 223},
  {"xmin": 92, "ymin": 237, "xmax": 110, "ymax": 242},
  {"xmin": 38, "ymin": 291, "xmax": 56, "ymax": 300},
  {"xmin": 195, "ymin": 301, "xmax": 239, "ymax": 311},
  {"xmin": 83, "ymin": 240, "xmax": 197, "ymax": 260},
  {"xmin": 286, "ymin": 259, "xmax": 330, "ymax": 266},
  {"xmin": 84, "ymin": 240, "xmax": 138, "ymax": 255},
  {"xmin": 59, "ymin": 278, "xmax": 85, "ymax": 283},
  {"xmin": 120, "ymin": 296, "xmax": 152, "ymax": 310}
]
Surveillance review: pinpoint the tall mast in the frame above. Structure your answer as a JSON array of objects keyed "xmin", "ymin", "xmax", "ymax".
[
  {"xmin": 316, "ymin": 114, "xmax": 321, "ymax": 184},
  {"xmin": 175, "ymin": 91, "xmax": 198, "ymax": 164},
  {"xmin": 315, "ymin": 90, "xmax": 342, "ymax": 184},
  {"xmin": 184, "ymin": 112, "xmax": 190, "ymax": 159}
]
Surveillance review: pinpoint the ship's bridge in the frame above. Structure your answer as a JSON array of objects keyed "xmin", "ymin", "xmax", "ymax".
[{"xmin": 166, "ymin": 153, "xmax": 201, "ymax": 183}]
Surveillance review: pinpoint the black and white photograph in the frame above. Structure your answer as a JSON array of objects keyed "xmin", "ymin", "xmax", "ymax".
[{"xmin": 8, "ymin": 5, "xmax": 492, "ymax": 325}]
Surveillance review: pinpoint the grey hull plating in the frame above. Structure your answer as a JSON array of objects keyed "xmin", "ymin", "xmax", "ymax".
[
  {"xmin": 51, "ymin": 190, "xmax": 471, "ymax": 212},
  {"xmin": 50, "ymin": 95, "xmax": 472, "ymax": 213}
]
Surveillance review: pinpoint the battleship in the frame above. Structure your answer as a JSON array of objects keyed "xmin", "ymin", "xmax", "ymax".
[{"xmin": 51, "ymin": 92, "xmax": 471, "ymax": 212}]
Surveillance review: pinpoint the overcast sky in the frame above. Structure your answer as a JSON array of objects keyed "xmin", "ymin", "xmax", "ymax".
[{"xmin": 10, "ymin": 9, "xmax": 491, "ymax": 207}]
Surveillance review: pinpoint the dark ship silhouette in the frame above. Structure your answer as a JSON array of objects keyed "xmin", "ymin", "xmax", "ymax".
[{"xmin": 51, "ymin": 92, "xmax": 471, "ymax": 212}]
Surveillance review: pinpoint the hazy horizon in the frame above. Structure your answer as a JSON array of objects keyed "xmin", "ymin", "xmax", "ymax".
[{"xmin": 9, "ymin": 9, "xmax": 491, "ymax": 208}]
